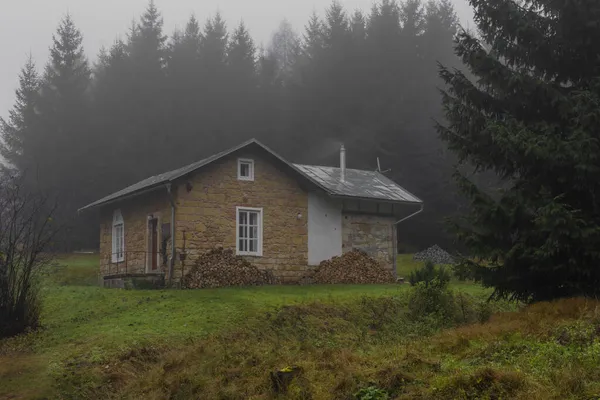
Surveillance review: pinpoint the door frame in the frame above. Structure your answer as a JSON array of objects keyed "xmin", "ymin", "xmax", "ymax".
[{"xmin": 146, "ymin": 213, "xmax": 162, "ymax": 273}]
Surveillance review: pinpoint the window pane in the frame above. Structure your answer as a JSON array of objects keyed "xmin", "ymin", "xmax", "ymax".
[
  {"xmin": 251, "ymin": 226, "xmax": 257, "ymax": 239},
  {"xmin": 239, "ymin": 239, "xmax": 244, "ymax": 252},
  {"xmin": 239, "ymin": 211, "xmax": 247, "ymax": 225},
  {"xmin": 249, "ymin": 239, "xmax": 258, "ymax": 252},
  {"xmin": 250, "ymin": 212, "xmax": 258, "ymax": 226},
  {"xmin": 240, "ymin": 163, "xmax": 249, "ymax": 177}
]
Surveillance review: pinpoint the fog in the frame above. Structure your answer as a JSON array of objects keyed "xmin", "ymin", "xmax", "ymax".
[{"xmin": 0, "ymin": 0, "xmax": 473, "ymax": 119}]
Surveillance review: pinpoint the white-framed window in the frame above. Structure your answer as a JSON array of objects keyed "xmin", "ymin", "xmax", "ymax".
[
  {"xmin": 236, "ymin": 207, "xmax": 263, "ymax": 256},
  {"xmin": 112, "ymin": 209, "xmax": 125, "ymax": 263},
  {"xmin": 237, "ymin": 158, "xmax": 255, "ymax": 181}
]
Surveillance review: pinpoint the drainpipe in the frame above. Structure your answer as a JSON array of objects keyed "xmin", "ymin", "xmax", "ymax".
[
  {"xmin": 166, "ymin": 183, "xmax": 176, "ymax": 286},
  {"xmin": 393, "ymin": 204, "xmax": 424, "ymax": 279},
  {"xmin": 340, "ymin": 144, "xmax": 346, "ymax": 182}
]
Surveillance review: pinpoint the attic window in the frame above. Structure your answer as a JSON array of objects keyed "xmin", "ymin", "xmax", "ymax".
[{"xmin": 238, "ymin": 158, "xmax": 254, "ymax": 181}]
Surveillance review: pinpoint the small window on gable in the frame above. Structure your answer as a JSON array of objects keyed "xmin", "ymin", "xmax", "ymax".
[
  {"xmin": 112, "ymin": 209, "xmax": 125, "ymax": 263},
  {"xmin": 238, "ymin": 158, "xmax": 254, "ymax": 181}
]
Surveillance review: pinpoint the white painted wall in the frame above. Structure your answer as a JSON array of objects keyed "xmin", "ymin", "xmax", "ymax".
[{"xmin": 308, "ymin": 192, "xmax": 342, "ymax": 266}]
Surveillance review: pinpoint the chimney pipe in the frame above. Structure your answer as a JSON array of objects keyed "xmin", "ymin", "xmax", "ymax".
[{"xmin": 340, "ymin": 144, "xmax": 346, "ymax": 182}]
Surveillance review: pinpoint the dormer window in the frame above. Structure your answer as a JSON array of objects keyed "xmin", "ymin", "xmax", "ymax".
[{"xmin": 238, "ymin": 158, "xmax": 254, "ymax": 181}]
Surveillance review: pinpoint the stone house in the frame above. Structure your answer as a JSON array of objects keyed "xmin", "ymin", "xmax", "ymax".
[{"xmin": 80, "ymin": 139, "xmax": 423, "ymax": 286}]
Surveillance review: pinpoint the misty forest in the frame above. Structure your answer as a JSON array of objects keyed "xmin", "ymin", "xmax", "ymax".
[
  {"xmin": 5, "ymin": 0, "xmax": 600, "ymax": 397},
  {"xmin": 0, "ymin": 0, "xmax": 462, "ymax": 252}
]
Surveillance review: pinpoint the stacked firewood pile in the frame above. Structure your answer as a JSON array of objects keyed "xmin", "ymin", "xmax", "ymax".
[
  {"xmin": 413, "ymin": 245, "xmax": 456, "ymax": 265},
  {"xmin": 181, "ymin": 247, "xmax": 277, "ymax": 289},
  {"xmin": 309, "ymin": 249, "xmax": 395, "ymax": 284}
]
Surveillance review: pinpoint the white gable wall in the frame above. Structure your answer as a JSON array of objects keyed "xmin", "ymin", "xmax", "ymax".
[{"xmin": 308, "ymin": 192, "xmax": 342, "ymax": 266}]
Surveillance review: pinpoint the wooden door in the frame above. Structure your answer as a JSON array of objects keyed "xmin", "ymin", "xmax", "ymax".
[{"xmin": 151, "ymin": 219, "xmax": 158, "ymax": 271}]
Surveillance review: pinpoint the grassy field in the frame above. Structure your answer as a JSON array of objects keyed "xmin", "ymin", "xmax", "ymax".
[
  {"xmin": 0, "ymin": 254, "xmax": 432, "ymax": 398},
  {"xmin": 3, "ymin": 255, "xmax": 600, "ymax": 399}
]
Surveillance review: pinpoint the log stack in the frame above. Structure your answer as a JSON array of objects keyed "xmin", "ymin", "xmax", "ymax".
[
  {"xmin": 310, "ymin": 249, "xmax": 395, "ymax": 284},
  {"xmin": 181, "ymin": 247, "xmax": 277, "ymax": 289},
  {"xmin": 413, "ymin": 245, "xmax": 456, "ymax": 265}
]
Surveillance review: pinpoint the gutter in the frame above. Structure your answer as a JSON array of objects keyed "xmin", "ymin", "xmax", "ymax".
[
  {"xmin": 392, "ymin": 204, "xmax": 424, "ymax": 278},
  {"xmin": 166, "ymin": 183, "xmax": 176, "ymax": 286}
]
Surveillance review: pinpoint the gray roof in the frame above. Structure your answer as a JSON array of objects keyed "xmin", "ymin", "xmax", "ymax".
[
  {"xmin": 80, "ymin": 138, "xmax": 422, "ymax": 211},
  {"xmin": 293, "ymin": 164, "xmax": 422, "ymax": 204}
]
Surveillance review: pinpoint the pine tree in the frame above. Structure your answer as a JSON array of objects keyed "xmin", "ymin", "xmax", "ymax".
[
  {"xmin": 226, "ymin": 22, "xmax": 258, "ymax": 141},
  {"xmin": 198, "ymin": 13, "xmax": 230, "ymax": 147},
  {"xmin": 166, "ymin": 15, "xmax": 204, "ymax": 164},
  {"xmin": 92, "ymin": 39, "xmax": 133, "ymax": 189},
  {"xmin": 438, "ymin": 0, "xmax": 600, "ymax": 301},
  {"xmin": 34, "ymin": 14, "xmax": 93, "ymax": 250},
  {"xmin": 303, "ymin": 12, "xmax": 326, "ymax": 63},
  {"xmin": 0, "ymin": 56, "xmax": 40, "ymax": 173},
  {"xmin": 227, "ymin": 22, "xmax": 257, "ymax": 88},
  {"xmin": 37, "ymin": 14, "xmax": 92, "ymax": 188},
  {"xmin": 350, "ymin": 10, "xmax": 367, "ymax": 42},
  {"xmin": 125, "ymin": 0, "xmax": 169, "ymax": 176}
]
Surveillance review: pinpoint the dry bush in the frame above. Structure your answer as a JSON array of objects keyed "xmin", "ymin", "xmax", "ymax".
[{"xmin": 0, "ymin": 174, "xmax": 59, "ymax": 338}]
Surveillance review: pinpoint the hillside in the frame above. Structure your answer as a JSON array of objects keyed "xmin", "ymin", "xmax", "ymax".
[{"xmin": 1, "ymin": 255, "xmax": 599, "ymax": 399}]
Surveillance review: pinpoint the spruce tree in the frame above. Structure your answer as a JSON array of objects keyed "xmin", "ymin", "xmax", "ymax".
[
  {"xmin": 438, "ymin": 0, "xmax": 600, "ymax": 301},
  {"xmin": 92, "ymin": 39, "xmax": 134, "ymax": 191},
  {"xmin": 303, "ymin": 12, "xmax": 326, "ymax": 63},
  {"xmin": 199, "ymin": 13, "xmax": 229, "ymax": 147},
  {"xmin": 226, "ymin": 22, "xmax": 258, "ymax": 140},
  {"xmin": 36, "ymin": 14, "xmax": 93, "ymax": 250},
  {"xmin": 0, "ymin": 56, "xmax": 40, "ymax": 173},
  {"xmin": 126, "ymin": 0, "xmax": 169, "ymax": 176},
  {"xmin": 166, "ymin": 15, "xmax": 204, "ymax": 164},
  {"xmin": 37, "ymin": 14, "xmax": 92, "ymax": 190},
  {"xmin": 227, "ymin": 22, "xmax": 257, "ymax": 88}
]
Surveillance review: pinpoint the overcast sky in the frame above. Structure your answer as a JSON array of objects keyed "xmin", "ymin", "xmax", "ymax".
[{"xmin": 0, "ymin": 0, "xmax": 474, "ymax": 120}]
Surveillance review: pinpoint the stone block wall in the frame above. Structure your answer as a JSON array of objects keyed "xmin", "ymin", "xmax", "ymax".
[
  {"xmin": 174, "ymin": 150, "xmax": 309, "ymax": 283},
  {"xmin": 99, "ymin": 190, "xmax": 172, "ymax": 277},
  {"xmin": 342, "ymin": 214, "xmax": 395, "ymax": 270}
]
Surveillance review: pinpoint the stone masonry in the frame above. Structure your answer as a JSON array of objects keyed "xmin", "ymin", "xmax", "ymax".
[
  {"xmin": 99, "ymin": 190, "xmax": 172, "ymax": 279},
  {"xmin": 174, "ymin": 150, "xmax": 309, "ymax": 283},
  {"xmin": 342, "ymin": 214, "xmax": 395, "ymax": 270},
  {"xmin": 97, "ymin": 148, "xmax": 400, "ymax": 285}
]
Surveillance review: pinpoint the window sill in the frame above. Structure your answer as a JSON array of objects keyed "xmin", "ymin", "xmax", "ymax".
[
  {"xmin": 110, "ymin": 260, "xmax": 125, "ymax": 264},
  {"xmin": 237, "ymin": 252, "xmax": 262, "ymax": 257}
]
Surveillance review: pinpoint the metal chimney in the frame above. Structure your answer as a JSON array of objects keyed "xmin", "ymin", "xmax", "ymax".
[{"xmin": 340, "ymin": 144, "xmax": 346, "ymax": 182}]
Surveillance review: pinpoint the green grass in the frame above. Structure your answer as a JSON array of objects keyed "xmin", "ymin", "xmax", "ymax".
[
  {"xmin": 0, "ymin": 254, "xmax": 418, "ymax": 398},
  {"xmin": 3, "ymin": 254, "xmax": 597, "ymax": 399},
  {"xmin": 0, "ymin": 253, "xmax": 492, "ymax": 399}
]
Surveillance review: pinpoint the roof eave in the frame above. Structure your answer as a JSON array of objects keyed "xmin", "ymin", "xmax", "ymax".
[
  {"xmin": 78, "ymin": 183, "xmax": 168, "ymax": 213},
  {"xmin": 327, "ymin": 193, "xmax": 423, "ymax": 205}
]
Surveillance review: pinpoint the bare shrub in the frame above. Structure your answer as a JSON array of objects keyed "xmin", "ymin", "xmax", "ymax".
[{"xmin": 0, "ymin": 174, "xmax": 59, "ymax": 338}]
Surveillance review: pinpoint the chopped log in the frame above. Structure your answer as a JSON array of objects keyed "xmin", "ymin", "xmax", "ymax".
[
  {"xmin": 310, "ymin": 249, "xmax": 395, "ymax": 284},
  {"xmin": 181, "ymin": 248, "xmax": 278, "ymax": 289}
]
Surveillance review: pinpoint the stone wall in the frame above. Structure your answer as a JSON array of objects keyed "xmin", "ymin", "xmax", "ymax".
[
  {"xmin": 342, "ymin": 214, "xmax": 395, "ymax": 270},
  {"xmin": 99, "ymin": 190, "xmax": 173, "ymax": 278},
  {"xmin": 174, "ymin": 150, "xmax": 309, "ymax": 283}
]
